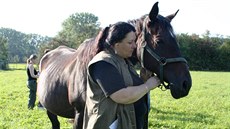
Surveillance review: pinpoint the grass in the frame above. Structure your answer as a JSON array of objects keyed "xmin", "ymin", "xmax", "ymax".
[
  {"xmin": 0, "ymin": 64, "xmax": 72, "ymax": 129},
  {"xmin": 149, "ymin": 71, "xmax": 230, "ymax": 129},
  {"xmin": 0, "ymin": 64, "xmax": 230, "ymax": 128}
]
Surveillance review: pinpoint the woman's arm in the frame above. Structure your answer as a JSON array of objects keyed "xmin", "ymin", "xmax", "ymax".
[
  {"xmin": 110, "ymin": 76, "xmax": 160, "ymax": 104},
  {"xmin": 90, "ymin": 61, "xmax": 160, "ymax": 104},
  {"xmin": 28, "ymin": 64, "xmax": 39, "ymax": 78}
]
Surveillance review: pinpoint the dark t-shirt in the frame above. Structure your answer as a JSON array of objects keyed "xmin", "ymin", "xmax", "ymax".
[
  {"xmin": 27, "ymin": 66, "xmax": 38, "ymax": 81},
  {"xmin": 90, "ymin": 61, "xmax": 148, "ymax": 129}
]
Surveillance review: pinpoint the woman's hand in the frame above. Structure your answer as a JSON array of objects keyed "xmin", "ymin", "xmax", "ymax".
[{"xmin": 145, "ymin": 76, "xmax": 161, "ymax": 90}]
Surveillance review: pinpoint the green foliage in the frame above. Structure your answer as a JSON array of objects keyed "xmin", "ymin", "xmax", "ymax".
[
  {"xmin": 218, "ymin": 39, "xmax": 230, "ymax": 70},
  {"xmin": 0, "ymin": 36, "xmax": 8, "ymax": 69},
  {"xmin": 0, "ymin": 28, "xmax": 51, "ymax": 63},
  {"xmin": 56, "ymin": 12, "xmax": 100, "ymax": 48},
  {"xmin": 177, "ymin": 33, "xmax": 230, "ymax": 71},
  {"xmin": 1, "ymin": 65, "xmax": 229, "ymax": 128}
]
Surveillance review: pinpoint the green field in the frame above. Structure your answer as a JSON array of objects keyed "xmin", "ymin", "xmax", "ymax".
[{"xmin": 0, "ymin": 64, "xmax": 229, "ymax": 129}]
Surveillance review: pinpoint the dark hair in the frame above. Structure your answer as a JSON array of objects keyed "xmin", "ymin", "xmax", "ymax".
[
  {"xmin": 95, "ymin": 22, "xmax": 136, "ymax": 53},
  {"xmin": 27, "ymin": 54, "xmax": 37, "ymax": 64}
]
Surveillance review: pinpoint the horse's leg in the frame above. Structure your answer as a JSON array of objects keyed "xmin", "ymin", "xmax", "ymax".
[
  {"xmin": 73, "ymin": 110, "xmax": 84, "ymax": 129},
  {"xmin": 47, "ymin": 110, "xmax": 60, "ymax": 129}
]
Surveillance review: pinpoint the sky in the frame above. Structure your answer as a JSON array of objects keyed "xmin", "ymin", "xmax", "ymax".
[{"xmin": 0, "ymin": 0, "xmax": 229, "ymax": 37}]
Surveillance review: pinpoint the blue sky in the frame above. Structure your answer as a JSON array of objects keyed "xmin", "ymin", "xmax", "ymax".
[{"xmin": 0, "ymin": 0, "xmax": 229, "ymax": 37}]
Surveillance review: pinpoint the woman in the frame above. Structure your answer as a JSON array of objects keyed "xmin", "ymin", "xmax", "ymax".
[
  {"xmin": 83, "ymin": 22, "xmax": 160, "ymax": 129},
  {"xmin": 26, "ymin": 54, "xmax": 39, "ymax": 109}
]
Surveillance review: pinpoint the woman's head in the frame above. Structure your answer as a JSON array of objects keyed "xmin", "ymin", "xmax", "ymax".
[
  {"xmin": 96, "ymin": 22, "xmax": 137, "ymax": 58},
  {"xmin": 27, "ymin": 54, "xmax": 38, "ymax": 64},
  {"xmin": 106, "ymin": 22, "xmax": 136, "ymax": 46}
]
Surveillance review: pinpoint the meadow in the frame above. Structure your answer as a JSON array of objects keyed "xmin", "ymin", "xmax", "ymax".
[{"xmin": 0, "ymin": 64, "xmax": 229, "ymax": 129}]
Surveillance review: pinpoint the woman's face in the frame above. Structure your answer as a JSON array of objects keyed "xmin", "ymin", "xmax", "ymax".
[{"xmin": 114, "ymin": 31, "xmax": 136, "ymax": 58}]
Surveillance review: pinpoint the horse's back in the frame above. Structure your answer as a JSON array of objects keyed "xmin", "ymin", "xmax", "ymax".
[
  {"xmin": 38, "ymin": 39, "xmax": 96, "ymax": 118},
  {"xmin": 39, "ymin": 46, "xmax": 76, "ymax": 71},
  {"xmin": 38, "ymin": 46, "xmax": 77, "ymax": 118}
]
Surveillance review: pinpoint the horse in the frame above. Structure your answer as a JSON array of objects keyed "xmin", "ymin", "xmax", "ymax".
[{"xmin": 37, "ymin": 2, "xmax": 192, "ymax": 129}]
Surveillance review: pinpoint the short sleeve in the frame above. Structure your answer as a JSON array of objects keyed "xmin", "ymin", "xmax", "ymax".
[{"xmin": 89, "ymin": 61, "xmax": 126, "ymax": 97}]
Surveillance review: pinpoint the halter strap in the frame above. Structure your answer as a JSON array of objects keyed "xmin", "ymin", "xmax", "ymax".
[{"xmin": 140, "ymin": 16, "xmax": 188, "ymax": 90}]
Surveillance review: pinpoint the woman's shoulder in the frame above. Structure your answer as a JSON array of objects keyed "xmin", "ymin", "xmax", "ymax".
[{"xmin": 89, "ymin": 51, "xmax": 112, "ymax": 64}]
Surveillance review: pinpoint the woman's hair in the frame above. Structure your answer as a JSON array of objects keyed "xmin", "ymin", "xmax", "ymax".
[
  {"xmin": 27, "ymin": 54, "xmax": 37, "ymax": 64},
  {"xmin": 95, "ymin": 22, "xmax": 136, "ymax": 53}
]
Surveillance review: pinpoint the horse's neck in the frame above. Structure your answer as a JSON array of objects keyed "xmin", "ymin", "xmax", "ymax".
[{"xmin": 127, "ymin": 16, "xmax": 147, "ymax": 65}]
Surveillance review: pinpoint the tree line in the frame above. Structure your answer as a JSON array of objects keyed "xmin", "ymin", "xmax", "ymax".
[
  {"xmin": 177, "ymin": 31, "xmax": 230, "ymax": 71},
  {"xmin": 0, "ymin": 12, "xmax": 229, "ymax": 71},
  {"xmin": 0, "ymin": 28, "xmax": 51, "ymax": 63}
]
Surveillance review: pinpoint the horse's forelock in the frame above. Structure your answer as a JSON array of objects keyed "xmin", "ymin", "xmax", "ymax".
[{"xmin": 157, "ymin": 15, "xmax": 176, "ymax": 37}]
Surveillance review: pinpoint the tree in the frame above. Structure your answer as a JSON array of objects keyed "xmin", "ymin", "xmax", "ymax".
[
  {"xmin": 0, "ymin": 28, "xmax": 51, "ymax": 63},
  {"xmin": 0, "ymin": 36, "xmax": 8, "ymax": 69},
  {"xmin": 56, "ymin": 12, "xmax": 100, "ymax": 48},
  {"xmin": 218, "ymin": 39, "xmax": 230, "ymax": 70}
]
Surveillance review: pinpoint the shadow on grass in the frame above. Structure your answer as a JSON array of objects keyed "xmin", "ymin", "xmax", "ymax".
[{"xmin": 151, "ymin": 107, "xmax": 215, "ymax": 125}]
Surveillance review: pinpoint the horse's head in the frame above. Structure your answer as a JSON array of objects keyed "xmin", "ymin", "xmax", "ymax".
[{"xmin": 136, "ymin": 2, "xmax": 192, "ymax": 99}]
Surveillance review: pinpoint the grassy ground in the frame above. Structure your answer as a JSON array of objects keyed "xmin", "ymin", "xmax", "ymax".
[
  {"xmin": 0, "ymin": 64, "xmax": 72, "ymax": 129},
  {"xmin": 149, "ymin": 71, "xmax": 230, "ymax": 129},
  {"xmin": 0, "ymin": 64, "xmax": 229, "ymax": 128}
]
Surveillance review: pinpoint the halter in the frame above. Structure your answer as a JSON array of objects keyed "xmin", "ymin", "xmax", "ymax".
[{"xmin": 140, "ymin": 17, "xmax": 187, "ymax": 90}]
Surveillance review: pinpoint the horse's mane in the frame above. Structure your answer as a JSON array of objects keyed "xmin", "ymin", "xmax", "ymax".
[
  {"xmin": 127, "ymin": 15, "xmax": 147, "ymax": 37},
  {"xmin": 75, "ymin": 38, "xmax": 97, "ymax": 70}
]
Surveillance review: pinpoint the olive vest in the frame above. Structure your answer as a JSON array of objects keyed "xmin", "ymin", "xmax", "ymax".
[{"xmin": 83, "ymin": 50, "xmax": 137, "ymax": 129}]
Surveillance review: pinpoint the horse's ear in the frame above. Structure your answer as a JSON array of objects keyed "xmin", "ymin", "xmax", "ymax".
[
  {"xmin": 166, "ymin": 9, "xmax": 179, "ymax": 22},
  {"xmin": 149, "ymin": 2, "xmax": 159, "ymax": 21}
]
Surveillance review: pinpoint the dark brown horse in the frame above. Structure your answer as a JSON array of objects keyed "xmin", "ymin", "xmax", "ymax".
[{"xmin": 38, "ymin": 2, "xmax": 192, "ymax": 128}]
